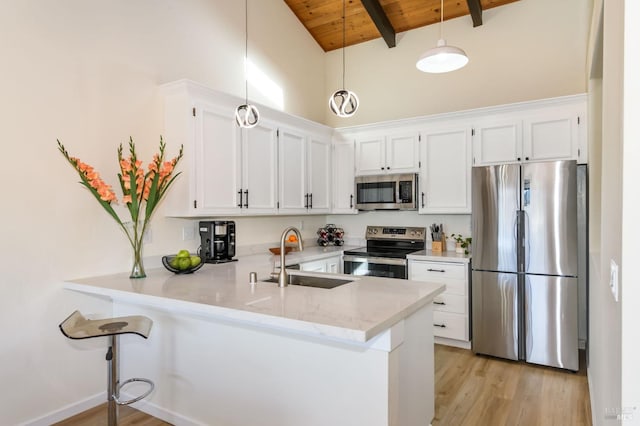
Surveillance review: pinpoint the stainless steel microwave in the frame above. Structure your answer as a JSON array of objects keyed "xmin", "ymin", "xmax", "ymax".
[{"xmin": 354, "ymin": 173, "xmax": 418, "ymax": 210}]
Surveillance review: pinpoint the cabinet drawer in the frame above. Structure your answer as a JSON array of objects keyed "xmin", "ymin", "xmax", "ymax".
[
  {"xmin": 433, "ymin": 311, "xmax": 468, "ymax": 341},
  {"xmin": 410, "ymin": 261, "xmax": 466, "ymax": 280},
  {"xmin": 433, "ymin": 293, "xmax": 468, "ymax": 315}
]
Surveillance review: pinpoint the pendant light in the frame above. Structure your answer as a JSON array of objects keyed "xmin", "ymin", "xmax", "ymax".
[
  {"xmin": 329, "ymin": 0, "xmax": 359, "ymax": 118},
  {"xmin": 235, "ymin": 0, "xmax": 259, "ymax": 128},
  {"xmin": 416, "ymin": 0, "xmax": 469, "ymax": 73}
]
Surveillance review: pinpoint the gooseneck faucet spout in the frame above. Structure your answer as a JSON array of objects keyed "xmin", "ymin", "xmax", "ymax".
[{"xmin": 278, "ymin": 226, "xmax": 304, "ymax": 288}]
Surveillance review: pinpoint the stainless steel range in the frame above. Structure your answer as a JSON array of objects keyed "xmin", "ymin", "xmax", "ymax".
[{"xmin": 343, "ymin": 226, "xmax": 426, "ymax": 279}]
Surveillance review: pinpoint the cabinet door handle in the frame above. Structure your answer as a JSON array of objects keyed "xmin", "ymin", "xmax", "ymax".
[
  {"xmin": 434, "ymin": 323, "xmax": 447, "ymax": 328},
  {"xmin": 421, "ymin": 192, "xmax": 425, "ymax": 208},
  {"xmin": 386, "ymin": 166, "xmax": 390, "ymax": 170},
  {"xmin": 305, "ymin": 193, "xmax": 309, "ymax": 209},
  {"xmin": 237, "ymin": 190, "xmax": 243, "ymax": 208},
  {"xmin": 380, "ymin": 167, "xmax": 384, "ymax": 170},
  {"xmin": 350, "ymin": 194, "xmax": 353, "ymax": 209},
  {"xmin": 244, "ymin": 190, "xmax": 249, "ymax": 208},
  {"xmin": 427, "ymin": 268, "xmax": 446, "ymax": 272},
  {"xmin": 434, "ymin": 301, "xmax": 446, "ymax": 305},
  {"xmin": 517, "ymin": 157, "xmax": 521, "ymax": 161},
  {"xmin": 309, "ymin": 193, "xmax": 313, "ymax": 209},
  {"xmin": 525, "ymin": 157, "xmax": 529, "ymax": 161}
]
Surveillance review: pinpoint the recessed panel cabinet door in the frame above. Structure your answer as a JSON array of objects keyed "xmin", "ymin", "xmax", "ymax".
[
  {"xmin": 385, "ymin": 132, "xmax": 419, "ymax": 173},
  {"xmin": 307, "ymin": 137, "xmax": 332, "ymax": 213},
  {"xmin": 242, "ymin": 121, "xmax": 278, "ymax": 214},
  {"xmin": 278, "ymin": 128, "xmax": 307, "ymax": 214},
  {"xmin": 195, "ymin": 103, "xmax": 242, "ymax": 214},
  {"xmin": 472, "ymin": 120, "xmax": 522, "ymax": 166},
  {"xmin": 419, "ymin": 127, "xmax": 472, "ymax": 214},
  {"xmin": 355, "ymin": 136, "xmax": 385, "ymax": 175},
  {"xmin": 332, "ymin": 139, "xmax": 356, "ymax": 213}
]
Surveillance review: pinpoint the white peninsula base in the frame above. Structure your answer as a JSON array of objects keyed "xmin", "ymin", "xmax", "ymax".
[{"xmin": 114, "ymin": 301, "xmax": 434, "ymax": 426}]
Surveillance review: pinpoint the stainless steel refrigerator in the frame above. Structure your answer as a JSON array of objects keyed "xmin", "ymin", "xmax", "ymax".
[{"xmin": 471, "ymin": 160, "xmax": 582, "ymax": 371}]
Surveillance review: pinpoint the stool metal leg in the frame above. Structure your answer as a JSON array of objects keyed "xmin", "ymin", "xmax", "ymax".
[{"xmin": 107, "ymin": 335, "xmax": 119, "ymax": 426}]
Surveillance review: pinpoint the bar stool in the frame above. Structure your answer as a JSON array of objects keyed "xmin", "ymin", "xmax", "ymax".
[{"xmin": 59, "ymin": 310, "xmax": 155, "ymax": 426}]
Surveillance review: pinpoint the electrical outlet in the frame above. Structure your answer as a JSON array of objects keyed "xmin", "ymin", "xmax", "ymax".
[
  {"xmin": 610, "ymin": 259, "xmax": 619, "ymax": 302},
  {"xmin": 182, "ymin": 224, "xmax": 196, "ymax": 241}
]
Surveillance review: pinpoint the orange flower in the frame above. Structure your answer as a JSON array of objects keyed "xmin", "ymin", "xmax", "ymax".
[{"xmin": 122, "ymin": 194, "xmax": 132, "ymax": 204}]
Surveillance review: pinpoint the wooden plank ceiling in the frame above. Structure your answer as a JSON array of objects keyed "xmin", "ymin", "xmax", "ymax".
[{"xmin": 284, "ymin": 0, "xmax": 520, "ymax": 52}]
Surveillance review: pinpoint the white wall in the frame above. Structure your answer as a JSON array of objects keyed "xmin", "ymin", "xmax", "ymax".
[
  {"xmin": 325, "ymin": 0, "xmax": 591, "ymax": 127},
  {"xmin": 0, "ymin": 1, "xmax": 325, "ymax": 424},
  {"xmin": 587, "ymin": 0, "xmax": 640, "ymax": 424}
]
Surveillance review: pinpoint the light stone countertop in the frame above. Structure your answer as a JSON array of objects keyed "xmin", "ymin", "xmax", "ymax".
[
  {"xmin": 407, "ymin": 249, "xmax": 472, "ymax": 264},
  {"xmin": 64, "ymin": 247, "xmax": 444, "ymax": 344}
]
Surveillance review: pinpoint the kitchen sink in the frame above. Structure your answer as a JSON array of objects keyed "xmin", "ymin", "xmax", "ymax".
[{"xmin": 262, "ymin": 275, "xmax": 353, "ymax": 289}]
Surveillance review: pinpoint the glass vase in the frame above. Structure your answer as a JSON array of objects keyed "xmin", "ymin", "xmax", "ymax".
[{"xmin": 130, "ymin": 243, "xmax": 146, "ymax": 279}]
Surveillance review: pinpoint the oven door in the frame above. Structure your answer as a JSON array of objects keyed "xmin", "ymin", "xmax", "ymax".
[{"xmin": 343, "ymin": 255, "xmax": 407, "ymax": 279}]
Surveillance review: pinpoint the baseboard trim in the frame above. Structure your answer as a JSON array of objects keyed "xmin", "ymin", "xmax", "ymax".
[
  {"xmin": 124, "ymin": 393, "xmax": 206, "ymax": 426},
  {"xmin": 435, "ymin": 336, "xmax": 471, "ymax": 349},
  {"xmin": 21, "ymin": 392, "xmax": 105, "ymax": 426}
]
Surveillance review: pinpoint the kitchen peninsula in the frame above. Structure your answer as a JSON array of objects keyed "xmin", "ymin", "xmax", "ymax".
[{"xmin": 63, "ymin": 251, "xmax": 445, "ymax": 426}]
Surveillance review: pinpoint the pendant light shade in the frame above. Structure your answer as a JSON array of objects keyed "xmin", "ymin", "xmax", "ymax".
[
  {"xmin": 416, "ymin": 39, "xmax": 469, "ymax": 73},
  {"xmin": 329, "ymin": 0, "xmax": 358, "ymax": 117},
  {"xmin": 236, "ymin": 0, "xmax": 259, "ymax": 128},
  {"xmin": 416, "ymin": 0, "xmax": 468, "ymax": 74}
]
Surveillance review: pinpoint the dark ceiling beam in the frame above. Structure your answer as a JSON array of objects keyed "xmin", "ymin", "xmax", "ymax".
[
  {"xmin": 466, "ymin": 0, "xmax": 483, "ymax": 27},
  {"xmin": 360, "ymin": 0, "xmax": 396, "ymax": 48}
]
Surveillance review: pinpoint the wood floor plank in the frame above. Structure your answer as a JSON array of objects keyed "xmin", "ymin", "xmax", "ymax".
[{"xmin": 434, "ymin": 344, "xmax": 592, "ymax": 426}]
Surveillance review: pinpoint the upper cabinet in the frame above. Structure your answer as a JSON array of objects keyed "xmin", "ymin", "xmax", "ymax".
[
  {"xmin": 161, "ymin": 80, "xmax": 332, "ymax": 217},
  {"xmin": 419, "ymin": 125, "xmax": 472, "ymax": 214},
  {"xmin": 332, "ymin": 138, "xmax": 357, "ymax": 214},
  {"xmin": 355, "ymin": 131, "xmax": 419, "ymax": 175},
  {"xmin": 472, "ymin": 99, "xmax": 587, "ymax": 167},
  {"xmin": 279, "ymin": 128, "xmax": 332, "ymax": 215}
]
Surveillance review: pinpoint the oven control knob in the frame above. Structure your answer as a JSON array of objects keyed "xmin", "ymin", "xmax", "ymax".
[{"xmin": 373, "ymin": 229, "xmax": 378, "ymax": 234}]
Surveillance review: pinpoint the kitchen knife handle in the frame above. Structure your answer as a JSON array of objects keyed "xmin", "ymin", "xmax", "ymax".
[
  {"xmin": 434, "ymin": 323, "xmax": 446, "ymax": 328},
  {"xmin": 243, "ymin": 190, "xmax": 249, "ymax": 208},
  {"xmin": 237, "ymin": 189, "xmax": 243, "ymax": 208},
  {"xmin": 427, "ymin": 268, "xmax": 446, "ymax": 272}
]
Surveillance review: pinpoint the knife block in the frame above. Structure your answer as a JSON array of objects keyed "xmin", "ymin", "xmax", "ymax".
[{"xmin": 431, "ymin": 236, "xmax": 446, "ymax": 252}]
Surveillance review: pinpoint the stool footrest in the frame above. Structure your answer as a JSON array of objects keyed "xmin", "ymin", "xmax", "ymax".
[{"xmin": 114, "ymin": 378, "xmax": 155, "ymax": 405}]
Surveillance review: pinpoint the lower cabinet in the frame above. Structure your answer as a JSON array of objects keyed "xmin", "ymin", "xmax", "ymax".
[
  {"xmin": 299, "ymin": 255, "xmax": 342, "ymax": 274},
  {"xmin": 408, "ymin": 259, "xmax": 471, "ymax": 348}
]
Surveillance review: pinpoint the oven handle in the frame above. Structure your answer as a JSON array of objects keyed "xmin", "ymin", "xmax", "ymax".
[{"xmin": 343, "ymin": 255, "xmax": 407, "ymax": 266}]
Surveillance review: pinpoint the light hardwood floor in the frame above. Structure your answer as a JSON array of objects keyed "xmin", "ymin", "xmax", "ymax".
[
  {"xmin": 433, "ymin": 344, "xmax": 592, "ymax": 426},
  {"xmin": 55, "ymin": 344, "xmax": 592, "ymax": 425}
]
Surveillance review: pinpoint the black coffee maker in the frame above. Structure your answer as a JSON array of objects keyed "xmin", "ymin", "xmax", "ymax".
[{"xmin": 198, "ymin": 221, "xmax": 237, "ymax": 263}]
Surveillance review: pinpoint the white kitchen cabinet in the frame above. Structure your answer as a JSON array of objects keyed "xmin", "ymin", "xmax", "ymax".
[
  {"xmin": 332, "ymin": 139, "xmax": 357, "ymax": 214},
  {"xmin": 355, "ymin": 131, "xmax": 419, "ymax": 175},
  {"xmin": 419, "ymin": 126, "xmax": 472, "ymax": 214},
  {"xmin": 409, "ymin": 259, "xmax": 470, "ymax": 347},
  {"xmin": 472, "ymin": 102, "xmax": 586, "ymax": 166},
  {"xmin": 278, "ymin": 129, "xmax": 332, "ymax": 215},
  {"xmin": 241, "ymin": 121, "xmax": 279, "ymax": 214},
  {"xmin": 299, "ymin": 254, "xmax": 342, "ymax": 274},
  {"xmin": 306, "ymin": 136, "xmax": 332, "ymax": 213}
]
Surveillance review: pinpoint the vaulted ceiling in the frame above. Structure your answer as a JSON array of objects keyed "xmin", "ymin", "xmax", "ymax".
[{"xmin": 284, "ymin": 0, "xmax": 520, "ymax": 52}]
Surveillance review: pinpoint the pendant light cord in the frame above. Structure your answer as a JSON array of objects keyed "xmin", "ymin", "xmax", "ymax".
[
  {"xmin": 342, "ymin": 0, "xmax": 346, "ymax": 90},
  {"xmin": 244, "ymin": 0, "xmax": 249, "ymax": 104},
  {"xmin": 440, "ymin": 0, "xmax": 444, "ymax": 40}
]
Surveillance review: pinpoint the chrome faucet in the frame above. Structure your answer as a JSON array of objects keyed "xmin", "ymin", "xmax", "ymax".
[{"xmin": 277, "ymin": 226, "xmax": 303, "ymax": 287}]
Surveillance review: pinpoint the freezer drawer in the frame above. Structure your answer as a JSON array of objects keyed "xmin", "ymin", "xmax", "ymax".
[
  {"xmin": 472, "ymin": 271, "xmax": 518, "ymax": 361},
  {"xmin": 525, "ymin": 275, "xmax": 578, "ymax": 370}
]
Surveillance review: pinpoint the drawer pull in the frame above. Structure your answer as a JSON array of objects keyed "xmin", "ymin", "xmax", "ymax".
[
  {"xmin": 434, "ymin": 323, "xmax": 447, "ymax": 328},
  {"xmin": 427, "ymin": 268, "xmax": 446, "ymax": 272},
  {"xmin": 434, "ymin": 301, "xmax": 446, "ymax": 305}
]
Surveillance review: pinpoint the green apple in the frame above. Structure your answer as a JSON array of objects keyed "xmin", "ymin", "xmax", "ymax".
[
  {"xmin": 169, "ymin": 257, "xmax": 180, "ymax": 269},
  {"xmin": 190, "ymin": 255, "xmax": 201, "ymax": 268},
  {"xmin": 178, "ymin": 257, "xmax": 192, "ymax": 270},
  {"xmin": 176, "ymin": 249, "xmax": 190, "ymax": 258}
]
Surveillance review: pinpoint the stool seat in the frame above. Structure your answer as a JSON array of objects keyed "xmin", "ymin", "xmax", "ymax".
[{"xmin": 59, "ymin": 310, "xmax": 152, "ymax": 340}]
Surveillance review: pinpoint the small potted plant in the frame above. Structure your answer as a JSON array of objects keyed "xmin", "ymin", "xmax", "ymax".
[{"xmin": 450, "ymin": 234, "xmax": 472, "ymax": 255}]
